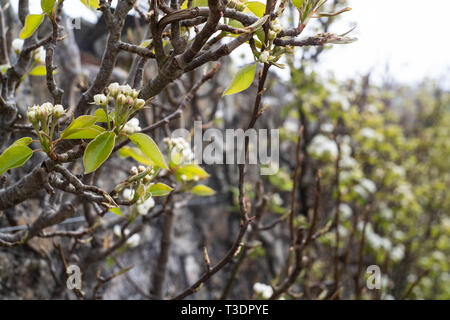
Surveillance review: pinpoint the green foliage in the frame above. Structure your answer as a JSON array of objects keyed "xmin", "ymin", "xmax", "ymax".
[
  {"xmin": 223, "ymin": 64, "xmax": 257, "ymax": 96},
  {"xmin": 20, "ymin": 14, "xmax": 45, "ymax": 39},
  {"xmin": 245, "ymin": 1, "xmax": 266, "ymax": 17},
  {"xmin": 41, "ymin": 0, "xmax": 56, "ymax": 14},
  {"xmin": 0, "ymin": 138, "xmax": 33, "ymax": 175},
  {"xmin": 129, "ymin": 133, "xmax": 168, "ymax": 170},
  {"xmin": 83, "ymin": 131, "xmax": 116, "ymax": 173},
  {"xmin": 147, "ymin": 183, "xmax": 173, "ymax": 197},
  {"xmin": 61, "ymin": 115, "xmax": 98, "ymax": 139},
  {"xmin": 191, "ymin": 184, "xmax": 216, "ymax": 196}
]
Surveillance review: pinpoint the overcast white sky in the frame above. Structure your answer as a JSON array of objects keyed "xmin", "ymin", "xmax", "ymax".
[
  {"xmin": 317, "ymin": 0, "xmax": 450, "ymax": 88},
  {"xmin": 17, "ymin": 0, "xmax": 450, "ymax": 88}
]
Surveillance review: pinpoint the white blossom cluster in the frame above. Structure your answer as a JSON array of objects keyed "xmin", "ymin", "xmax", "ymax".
[
  {"xmin": 164, "ymin": 137, "xmax": 194, "ymax": 166},
  {"xmin": 92, "ymin": 83, "xmax": 146, "ymax": 121},
  {"xmin": 354, "ymin": 178, "xmax": 377, "ymax": 199},
  {"xmin": 359, "ymin": 222, "xmax": 392, "ymax": 251},
  {"xmin": 123, "ymin": 165, "xmax": 156, "ymax": 215},
  {"xmin": 113, "ymin": 225, "xmax": 140, "ymax": 248},
  {"xmin": 27, "ymin": 102, "xmax": 65, "ymax": 124},
  {"xmin": 122, "ymin": 118, "xmax": 141, "ymax": 134},
  {"xmin": 12, "ymin": 39, "xmax": 45, "ymax": 64},
  {"xmin": 308, "ymin": 134, "xmax": 338, "ymax": 160},
  {"xmin": 253, "ymin": 282, "xmax": 273, "ymax": 299}
]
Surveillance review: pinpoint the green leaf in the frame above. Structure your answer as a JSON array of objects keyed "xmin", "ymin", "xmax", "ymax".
[
  {"xmin": 129, "ymin": 133, "xmax": 168, "ymax": 169},
  {"xmin": 110, "ymin": 207, "xmax": 122, "ymax": 216},
  {"xmin": 20, "ymin": 14, "xmax": 45, "ymax": 39},
  {"xmin": 62, "ymin": 125, "xmax": 105, "ymax": 139},
  {"xmin": 292, "ymin": 0, "xmax": 305, "ymax": 9},
  {"xmin": 0, "ymin": 64, "xmax": 10, "ymax": 74},
  {"xmin": 148, "ymin": 183, "xmax": 173, "ymax": 197},
  {"xmin": 118, "ymin": 146, "xmax": 154, "ymax": 166},
  {"xmin": 80, "ymin": 0, "xmax": 100, "ymax": 9},
  {"xmin": 93, "ymin": 108, "xmax": 114, "ymax": 123},
  {"xmin": 191, "ymin": 184, "xmax": 216, "ymax": 196},
  {"xmin": 246, "ymin": 1, "xmax": 266, "ymax": 17},
  {"xmin": 0, "ymin": 144, "xmax": 33, "ymax": 175},
  {"xmin": 11, "ymin": 137, "xmax": 33, "ymax": 147},
  {"xmin": 41, "ymin": 0, "xmax": 56, "ymax": 14},
  {"xmin": 181, "ymin": 0, "xmax": 208, "ymax": 9},
  {"xmin": 222, "ymin": 63, "xmax": 257, "ymax": 96},
  {"xmin": 175, "ymin": 164, "xmax": 209, "ymax": 181},
  {"xmin": 29, "ymin": 65, "xmax": 47, "ymax": 76},
  {"xmin": 83, "ymin": 131, "xmax": 116, "ymax": 173},
  {"xmin": 61, "ymin": 115, "xmax": 97, "ymax": 139}
]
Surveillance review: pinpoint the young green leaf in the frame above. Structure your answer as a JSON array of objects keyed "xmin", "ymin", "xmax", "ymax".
[
  {"xmin": 80, "ymin": 0, "xmax": 100, "ymax": 9},
  {"xmin": 191, "ymin": 184, "xmax": 216, "ymax": 196},
  {"xmin": 129, "ymin": 133, "xmax": 168, "ymax": 169},
  {"xmin": 148, "ymin": 183, "xmax": 173, "ymax": 197},
  {"xmin": 175, "ymin": 164, "xmax": 210, "ymax": 181},
  {"xmin": 0, "ymin": 144, "xmax": 33, "ymax": 175},
  {"xmin": 118, "ymin": 146, "xmax": 154, "ymax": 166},
  {"xmin": 29, "ymin": 65, "xmax": 47, "ymax": 76},
  {"xmin": 223, "ymin": 63, "xmax": 257, "ymax": 96},
  {"xmin": 60, "ymin": 115, "xmax": 97, "ymax": 139},
  {"xmin": 62, "ymin": 125, "xmax": 105, "ymax": 139},
  {"xmin": 11, "ymin": 137, "xmax": 33, "ymax": 147},
  {"xmin": 292, "ymin": 0, "xmax": 305, "ymax": 10},
  {"xmin": 19, "ymin": 14, "xmax": 45, "ymax": 39},
  {"xmin": 83, "ymin": 131, "xmax": 116, "ymax": 173},
  {"xmin": 246, "ymin": 1, "xmax": 266, "ymax": 17},
  {"xmin": 41, "ymin": 0, "xmax": 56, "ymax": 14},
  {"xmin": 110, "ymin": 207, "xmax": 122, "ymax": 216},
  {"xmin": 181, "ymin": 0, "xmax": 208, "ymax": 9}
]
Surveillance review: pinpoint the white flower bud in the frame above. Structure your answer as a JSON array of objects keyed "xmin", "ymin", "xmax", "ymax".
[
  {"xmin": 53, "ymin": 104, "xmax": 65, "ymax": 118},
  {"xmin": 34, "ymin": 47, "xmax": 46, "ymax": 64},
  {"xmin": 138, "ymin": 165, "xmax": 146, "ymax": 173},
  {"xmin": 130, "ymin": 166, "xmax": 139, "ymax": 176},
  {"xmin": 123, "ymin": 188, "xmax": 135, "ymax": 201},
  {"xmin": 125, "ymin": 96, "xmax": 134, "ymax": 106},
  {"xmin": 116, "ymin": 94, "xmax": 127, "ymax": 105},
  {"xmin": 119, "ymin": 84, "xmax": 132, "ymax": 96},
  {"xmin": 131, "ymin": 89, "xmax": 140, "ymax": 99},
  {"xmin": 39, "ymin": 102, "xmax": 53, "ymax": 119},
  {"xmin": 93, "ymin": 94, "xmax": 108, "ymax": 106},
  {"xmin": 122, "ymin": 118, "xmax": 141, "ymax": 134},
  {"xmin": 27, "ymin": 108, "xmax": 37, "ymax": 123},
  {"xmin": 136, "ymin": 196, "xmax": 155, "ymax": 215},
  {"xmin": 135, "ymin": 99, "xmax": 145, "ymax": 109},
  {"xmin": 259, "ymin": 50, "xmax": 270, "ymax": 63},
  {"xmin": 108, "ymin": 82, "xmax": 119, "ymax": 96},
  {"xmin": 126, "ymin": 234, "xmax": 140, "ymax": 247},
  {"xmin": 12, "ymin": 39, "xmax": 24, "ymax": 54}
]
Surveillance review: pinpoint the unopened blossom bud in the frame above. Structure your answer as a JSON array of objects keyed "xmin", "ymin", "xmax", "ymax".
[
  {"xmin": 130, "ymin": 166, "xmax": 139, "ymax": 176},
  {"xmin": 40, "ymin": 102, "xmax": 53, "ymax": 119},
  {"xmin": 138, "ymin": 165, "xmax": 146, "ymax": 173},
  {"xmin": 119, "ymin": 84, "xmax": 132, "ymax": 96},
  {"xmin": 130, "ymin": 89, "xmax": 139, "ymax": 99},
  {"xmin": 271, "ymin": 20, "xmax": 282, "ymax": 34},
  {"xmin": 143, "ymin": 174, "xmax": 152, "ymax": 184},
  {"xmin": 125, "ymin": 96, "xmax": 134, "ymax": 106},
  {"xmin": 268, "ymin": 30, "xmax": 277, "ymax": 41},
  {"xmin": 135, "ymin": 99, "xmax": 145, "ymax": 109},
  {"xmin": 116, "ymin": 94, "xmax": 127, "ymax": 105},
  {"xmin": 27, "ymin": 108, "xmax": 37, "ymax": 123},
  {"xmin": 12, "ymin": 39, "xmax": 24, "ymax": 54},
  {"xmin": 34, "ymin": 47, "xmax": 46, "ymax": 64},
  {"xmin": 108, "ymin": 82, "xmax": 119, "ymax": 96},
  {"xmin": 94, "ymin": 94, "xmax": 108, "ymax": 106},
  {"xmin": 259, "ymin": 50, "xmax": 270, "ymax": 64},
  {"xmin": 53, "ymin": 104, "xmax": 65, "ymax": 118}
]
